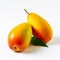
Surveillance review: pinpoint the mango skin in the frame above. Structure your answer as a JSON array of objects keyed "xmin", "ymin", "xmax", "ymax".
[
  {"xmin": 8, "ymin": 23, "xmax": 32, "ymax": 52},
  {"xmin": 27, "ymin": 13, "xmax": 53, "ymax": 43}
]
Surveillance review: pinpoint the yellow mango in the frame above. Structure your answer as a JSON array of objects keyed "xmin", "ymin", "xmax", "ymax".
[
  {"xmin": 8, "ymin": 23, "xmax": 32, "ymax": 52},
  {"xmin": 24, "ymin": 9, "xmax": 53, "ymax": 43}
]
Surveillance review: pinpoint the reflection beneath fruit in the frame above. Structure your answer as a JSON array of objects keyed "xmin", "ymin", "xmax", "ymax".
[
  {"xmin": 22, "ymin": 45, "xmax": 40, "ymax": 53},
  {"xmin": 22, "ymin": 45, "xmax": 47, "ymax": 53}
]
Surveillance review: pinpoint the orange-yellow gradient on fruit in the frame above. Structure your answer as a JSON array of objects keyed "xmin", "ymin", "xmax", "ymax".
[
  {"xmin": 8, "ymin": 23, "xmax": 32, "ymax": 52},
  {"xmin": 24, "ymin": 9, "xmax": 53, "ymax": 43},
  {"xmin": 28, "ymin": 13, "xmax": 53, "ymax": 43}
]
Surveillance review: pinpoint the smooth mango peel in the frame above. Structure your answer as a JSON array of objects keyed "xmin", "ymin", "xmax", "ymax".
[
  {"xmin": 8, "ymin": 23, "xmax": 32, "ymax": 52},
  {"xmin": 8, "ymin": 9, "xmax": 53, "ymax": 52},
  {"xmin": 24, "ymin": 9, "xmax": 53, "ymax": 43}
]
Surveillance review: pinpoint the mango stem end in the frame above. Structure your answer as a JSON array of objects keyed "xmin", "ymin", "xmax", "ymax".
[{"xmin": 24, "ymin": 9, "xmax": 29, "ymax": 14}]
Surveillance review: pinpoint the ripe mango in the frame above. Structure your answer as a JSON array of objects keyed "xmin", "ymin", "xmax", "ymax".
[
  {"xmin": 8, "ymin": 23, "xmax": 32, "ymax": 52},
  {"xmin": 24, "ymin": 9, "xmax": 53, "ymax": 43}
]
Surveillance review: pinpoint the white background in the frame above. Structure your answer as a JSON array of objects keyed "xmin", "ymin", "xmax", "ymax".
[{"xmin": 0, "ymin": 0, "xmax": 60, "ymax": 60}]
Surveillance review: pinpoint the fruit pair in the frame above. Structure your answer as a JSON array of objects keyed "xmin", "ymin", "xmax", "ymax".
[{"xmin": 8, "ymin": 9, "xmax": 53, "ymax": 52}]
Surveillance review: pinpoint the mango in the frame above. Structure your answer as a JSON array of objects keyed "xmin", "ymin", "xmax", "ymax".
[
  {"xmin": 24, "ymin": 9, "xmax": 53, "ymax": 43},
  {"xmin": 8, "ymin": 23, "xmax": 32, "ymax": 52}
]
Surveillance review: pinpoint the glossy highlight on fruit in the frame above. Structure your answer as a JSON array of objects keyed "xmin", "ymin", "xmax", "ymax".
[
  {"xmin": 8, "ymin": 23, "xmax": 32, "ymax": 52},
  {"xmin": 24, "ymin": 9, "xmax": 53, "ymax": 43}
]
